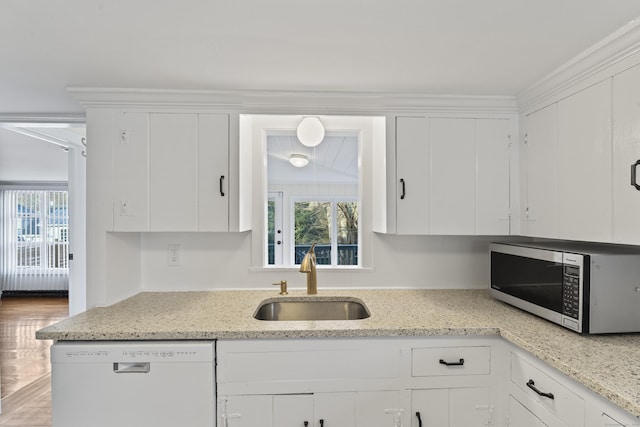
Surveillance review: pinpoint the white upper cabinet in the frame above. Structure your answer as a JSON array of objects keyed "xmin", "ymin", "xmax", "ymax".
[
  {"xmin": 113, "ymin": 112, "xmax": 150, "ymax": 232},
  {"xmin": 396, "ymin": 116, "xmax": 430, "ymax": 235},
  {"xmin": 149, "ymin": 113, "xmax": 199, "ymax": 231},
  {"xmin": 113, "ymin": 111, "xmax": 230, "ymax": 232},
  {"xmin": 430, "ymin": 118, "xmax": 476, "ymax": 234},
  {"xmin": 197, "ymin": 114, "xmax": 229, "ymax": 232},
  {"xmin": 393, "ymin": 115, "xmax": 511, "ymax": 235},
  {"xmin": 613, "ymin": 64, "xmax": 640, "ymax": 245},
  {"xmin": 524, "ymin": 104, "xmax": 558, "ymax": 238},
  {"xmin": 476, "ymin": 119, "xmax": 511, "ymax": 235},
  {"xmin": 556, "ymin": 80, "xmax": 612, "ymax": 242}
]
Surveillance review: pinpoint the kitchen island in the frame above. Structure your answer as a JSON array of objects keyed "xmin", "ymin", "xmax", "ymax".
[{"xmin": 37, "ymin": 289, "xmax": 640, "ymax": 420}]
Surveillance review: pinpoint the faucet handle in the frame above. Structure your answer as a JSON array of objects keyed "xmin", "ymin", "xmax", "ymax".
[{"xmin": 272, "ymin": 280, "xmax": 288, "ymax": 295}]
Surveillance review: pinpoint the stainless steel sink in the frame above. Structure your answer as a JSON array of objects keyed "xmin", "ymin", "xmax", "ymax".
[{"xmin": 254, "ymin": 298, "xmax": 370, "ymax": 321}]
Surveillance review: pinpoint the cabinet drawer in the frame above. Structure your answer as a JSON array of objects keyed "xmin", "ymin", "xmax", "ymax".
[
  {"xmin": 218, "ymin": 339, "xmax": 401, "ymax": 385},
  {"xmin": 412, "ymin": 346, "xmax": 491, "ymax": 376},
  {"xmin": 510, "ymin": 352, "xmax": 584, "ymax": 426}
]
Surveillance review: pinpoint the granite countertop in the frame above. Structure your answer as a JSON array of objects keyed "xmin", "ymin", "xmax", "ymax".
[{"xmin": 37, "ymin": 289, "xmax": 640, "ymax": 418}]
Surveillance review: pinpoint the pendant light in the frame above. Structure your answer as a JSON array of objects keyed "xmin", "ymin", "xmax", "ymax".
[{"xmin": 296, "ymin": 117, "xmax": 325, "ymax": 147}]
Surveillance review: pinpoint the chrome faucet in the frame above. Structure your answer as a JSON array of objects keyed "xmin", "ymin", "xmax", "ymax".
[{"xmin": 299, "ymin": 243, "xmax": 318, "ymax": 294}]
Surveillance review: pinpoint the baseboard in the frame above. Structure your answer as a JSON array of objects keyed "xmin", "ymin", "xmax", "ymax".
[{"xmin": 0, "ymin": 290, "xmax": 68, "ymax": 298}]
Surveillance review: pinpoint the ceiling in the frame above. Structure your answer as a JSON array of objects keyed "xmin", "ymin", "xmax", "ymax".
[
  {"xmin": 2, "ymin": 1, "xmax": 640, "ymax": 114},
  {"xmin": 267, "ymin": 135, "xmax": 358, "ymax": 185}
]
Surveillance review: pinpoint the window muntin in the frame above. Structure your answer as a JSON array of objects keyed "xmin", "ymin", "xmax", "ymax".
[{"xmin": 292, "ymin": 199, "xmax": 358, "ymax": 267}]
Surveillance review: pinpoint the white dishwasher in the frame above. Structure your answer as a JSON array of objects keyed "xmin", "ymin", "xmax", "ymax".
[{"xmin": 51, "ymin": 341, "xmax": 215, "ymax": 427}]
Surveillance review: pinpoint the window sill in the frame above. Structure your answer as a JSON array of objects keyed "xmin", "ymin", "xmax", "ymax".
[{"xmin": 249, "ymin": 266, "xmax": 373, "ymax": 273}]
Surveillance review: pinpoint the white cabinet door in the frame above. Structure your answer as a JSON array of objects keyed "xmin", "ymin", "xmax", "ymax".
[
  {"xmin": 450, "ymin": 387, "xmax": 491, "ymax": 426},
  {"xmin": 396, "ymin": 116, "xmax": 429, "ymax": 235},
  {"xmin": 556, "ymin": 80, "xmax": 612, "ymax": 242},
  {"xmin": 476, "ymin": 119, "xmax": 511, "ymax": 235},
  {"xmin": 412, "ymin": 387, "xmax": 491, "ymax": 427},
  {"xmin": 430, "ymin": 118, "xmax": 476, "ymax": 234},
  {"xmin": 524, "ymin": 104, "xmax": 558, "ymax": 238},
  {"xmin": 273, "ymin": 394, "xmax": 315, "ymax": 427},
  {"xmin": 613, "ymin": 64, "xmax": 640, "ymax": 244},
  {"xmin": 507, "ymin": 395, "xmax": 547, "ymax": 427},
  {"xmin": 412, "ymin": 389, "xmax": 449, "ymax": 426},
  {"xmin": 315, "ymin": 392, "xmax": 356, "ymax": 426},
  {"xmin": 356, "ymin": 390, "xmax": 407, "ymax": 427},
  {"xmin": 149, "ymin": 113, "xmax": 199, "ymax": 231},
  {"xmin": 220, "ymin": 395, "xmax": 273, "ymax": 427},
  {"xmin": 430, "ymin": 117, "xmax": 510, "ymax": 235},
  {"xmin": 395, "ymin": 116, "xmax": 511, "ymax": 235},
  {"xmin": 198, "ymin": 114, "xmax": 229, "ymax": 232},
  {"xmin": 113, "ymin": 112, "xmax": 149, "ymax": 231}
]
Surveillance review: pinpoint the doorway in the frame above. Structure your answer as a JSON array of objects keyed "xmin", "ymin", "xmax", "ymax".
[{"xmin": 0, "ymin": 121, "xmax": 86, "ymax": 315}]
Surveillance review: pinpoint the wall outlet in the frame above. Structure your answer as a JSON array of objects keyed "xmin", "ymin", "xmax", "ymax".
[{"xmin": 167, "ymin": 244, "xmax": 181, "ymax": 266}]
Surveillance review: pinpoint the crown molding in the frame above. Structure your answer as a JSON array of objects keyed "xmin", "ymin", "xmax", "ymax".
[
  {"xmin": 0, "ymin": 113, "xmax": 85, "ymax": 123},
  {"xmin": 518, "ymin": 18, "xmax": 640, "ymax": 114},
  {"xmin": 68, "ymin": 87, "xmax": 518, "ymax": 115}
]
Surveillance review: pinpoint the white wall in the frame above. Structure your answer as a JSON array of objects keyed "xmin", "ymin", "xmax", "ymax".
[
  {"xmin": 140, "ymin": 232, "xmax": 505, "ymax": 291},
  {"xmin": 0, "ymin": 128, "xmax": 68, "ymax": 181}
]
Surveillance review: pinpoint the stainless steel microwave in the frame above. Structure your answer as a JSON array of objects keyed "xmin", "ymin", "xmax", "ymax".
[{"xmin": 490, "ymin": 241, "xmax": 640, "ymax": 334}]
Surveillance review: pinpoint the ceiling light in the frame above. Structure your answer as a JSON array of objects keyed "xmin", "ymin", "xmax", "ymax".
[
  {"xmin": 296, "ymin": 117, "xmax": 325, "ymax": 147},
  {"xmin": 289, "ymin": 153, "xmax": 309, "ymax": 168}
]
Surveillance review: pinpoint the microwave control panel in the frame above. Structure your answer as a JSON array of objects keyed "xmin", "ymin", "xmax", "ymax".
[{"xmin": 562, "ymin": 265, "xmax": 581, "ymax": 320}]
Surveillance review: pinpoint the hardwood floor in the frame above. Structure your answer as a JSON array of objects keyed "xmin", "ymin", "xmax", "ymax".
[{"xmin": 0, "ymin": 297, "xmax": 68, "ymax": 427}]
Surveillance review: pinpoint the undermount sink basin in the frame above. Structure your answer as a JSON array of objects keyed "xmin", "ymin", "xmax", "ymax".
[{"xmin": 254, "ymin": 298, "xmax": 370, "ymax": 321}]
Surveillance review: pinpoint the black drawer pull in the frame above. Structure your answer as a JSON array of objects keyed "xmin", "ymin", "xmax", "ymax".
[
  {"xmin": 439, "ymin": 358, "xmax": 464, "ymax": 366},
  {"xmin": 400, "ymin": 178, "xmax": 406, "ymax": 199},
  {"xmin": 527, "ymin": 379, "xmax": 555, "ymax": 400},
  {"xmin": 416, "ymin": 412, "xmax": 423, "ymax": 427}
]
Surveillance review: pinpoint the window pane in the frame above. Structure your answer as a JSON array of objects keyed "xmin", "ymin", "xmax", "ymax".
[
  {"xmin": 13, "ymin": 190, "xmax": 69, "ymax": 270},
  {"xmin": 294, "ymin": 201, "xmax": 331, "ymax": 265},
  {"xmin": 267, "ymin": 200, "xmax": 275, "ymax": 265},
  {"xmin": 48, "ymin": 191, "xmax": 69, "ymax": 268},
  {"xmin": 337, "ymin": 202, "xmax": 358, "ymax": 266}
]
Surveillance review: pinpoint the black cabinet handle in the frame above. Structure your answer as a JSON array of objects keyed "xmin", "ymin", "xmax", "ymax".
[
  {"xmin": 631, "ymin": 160, "xmax": 640, "ymax": 191},
  {"xmin": 304, "ymin": 422, "xmax": 308, "ymax": 427},
  {"xmin": 400, "ymin": 178, "xmax": 406, "ymax": 199},
  {"xmin": 219, "ymin": 175, "xmax": 225, "ymax": 196},
  {"xmin": 319, "ymin": 420, "xmax": 324, "ymax": 427},
  {"xmin": 439, "ymin": 358, "xmax": 464, "ymax": 366},
  {"xmin": 527, "ymin": 379, "xmax": 555, "ymax": 400},
  {"xmin": 415, "ymin": 412, "xmax": 423, "ymax": 427}
]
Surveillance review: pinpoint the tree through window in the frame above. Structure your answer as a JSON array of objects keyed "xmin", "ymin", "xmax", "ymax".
[{"xmin": 294, "ymin": 200, "xmax": 358, "ymax": 266}]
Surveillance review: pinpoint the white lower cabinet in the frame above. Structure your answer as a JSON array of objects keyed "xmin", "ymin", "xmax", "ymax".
[
  {"xmin": 412, "ymin": 387, "xmax": 491, "ymax": 427},
  {"xmin": 504, "ymin": 343, "xmax": 640, "ymax": 427},
  {"xmin": 217, "ymin": 337, "xmax": 499, "ymax": 427},
  {"xmin": 219, "ymin": 391, "xmax": 405, "ymax": 427},
  {"xmin": 217, "ymin": 337, "xmax": 640, "ymax": 427},
  {"xmin": 507, "ymin": 395, "xmax": 548, "ymax": 426}
]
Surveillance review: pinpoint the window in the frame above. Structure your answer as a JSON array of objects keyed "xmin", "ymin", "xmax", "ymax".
[
  {"xmin": 242, "ymin": 114, "xmax": 385, "ymax": 270},
  {"xmin": 293, "ymin": 200, "xmax": 358, "ymax": 266},
  {"xmin": 1, "ymin": 189, "xmax": 69, "ymax": 291},
  {"xmin": 265, "ymin": 127, "xmax": 360, "ymax": 268}
]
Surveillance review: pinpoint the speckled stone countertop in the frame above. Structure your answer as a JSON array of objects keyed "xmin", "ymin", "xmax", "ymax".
[{"xmin": 37, "ymin": 289, "xmax": 640, "ymax": 418}]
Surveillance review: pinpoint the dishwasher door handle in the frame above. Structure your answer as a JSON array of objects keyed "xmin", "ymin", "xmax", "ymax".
[{"xmin": 113, "ymin": 362, "xmax": 151, "ymax": 373}]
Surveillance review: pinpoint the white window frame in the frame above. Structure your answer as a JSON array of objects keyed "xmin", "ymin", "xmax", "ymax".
[{"xmin": 289, "ymin": 196, "xmax": 360, "ymax": 267}]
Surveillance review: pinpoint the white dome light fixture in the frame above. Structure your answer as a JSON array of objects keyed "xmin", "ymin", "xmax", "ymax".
[
  {"xmin": 289, "ymin": 153, "xmax": 309, "ymax": 168},
  {"xmin": 296, "ymin": 117, "xmax": 325, "ymax": 147}
]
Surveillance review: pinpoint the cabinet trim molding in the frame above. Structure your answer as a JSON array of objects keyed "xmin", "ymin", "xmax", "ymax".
[
  {"xmin": 68, "ymin": 87, "xmax": 518, "ymax": 115},
  {"xmin": 518, "ymin": 19, "xmax": 640, "ymax": 114}
]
